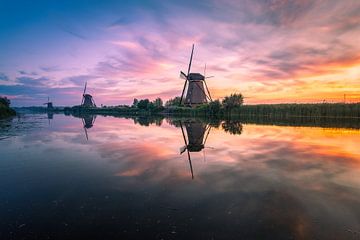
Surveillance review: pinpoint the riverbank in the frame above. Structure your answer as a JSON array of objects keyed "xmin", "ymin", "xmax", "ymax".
[
  {"xmin": 0, "ymin": 102, "xmax": 16, "ymax": 119},
  {"xmin": 66, "ymin": 102, "xmax": 360, "ymax": 119}
]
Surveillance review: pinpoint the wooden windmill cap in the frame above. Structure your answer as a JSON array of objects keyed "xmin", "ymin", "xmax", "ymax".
[{"xmin": 188, "ymin": 73, "xmax": 205, "ymax": 81}]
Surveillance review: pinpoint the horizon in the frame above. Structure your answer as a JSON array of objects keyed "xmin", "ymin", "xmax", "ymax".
[{"xmin": 0, "ymin": 0, "xmax": 360, "ymax": 107}]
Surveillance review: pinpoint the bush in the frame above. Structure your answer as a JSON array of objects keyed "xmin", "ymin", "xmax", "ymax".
[
  {"xmin": 222, "ymin": 93, "xmax": 243, "ymax": 110},
  {"xmin": 208, "ymin": 100, "xmax": 221, "ymax": 115},
  {"xmin": 165, "ymin": 96, "xmax": 181, "ymax": 107}
]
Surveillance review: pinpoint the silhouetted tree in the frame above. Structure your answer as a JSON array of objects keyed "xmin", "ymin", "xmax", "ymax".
[
  {"xmin": 0, "ymin": 96, "xmax": 10, "ymax": 107},
  {"xmin": 132, "ymin": 98, "xmax": 139, "ymax": 108},
  {"xmin": 222, "ymin": 93, "xmax": 244, "ymax": 110},
  {"xmin": 137, "ymin": 99, "xmax": 150, "ymax": 109}
]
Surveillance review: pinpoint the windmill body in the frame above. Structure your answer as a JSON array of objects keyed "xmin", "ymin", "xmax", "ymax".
[
  {"xmin": 185, "ymin": 73, "xmax": 207, "ymax": 105},
  {"xmin": 184, "ymin": 120, "xmax": 207, "ymax": 152},
  {"xmin": 44, "ymin": 97, "xmax": 54, "ymax": 111},
  {"xmin": 81, "ymin": 82, "xmax": 96, "ymax": 107},
  {"xmin": 179, "ymin": 120, "xmax": 212, "ymax": 179},
  {"xmin": 45, "ymin": 102, "xmax": 53, "ymax": 109},
  {"xmin": 81, "ymin": 115, "xmax": 96, "ymax": 141},
  {"xmin": 180, "ymin": 44, "xmax": 212, "ymax": 106},
  {"xmin": 82, "ymin": 94, "xmax": 96, "ymax": 107}
]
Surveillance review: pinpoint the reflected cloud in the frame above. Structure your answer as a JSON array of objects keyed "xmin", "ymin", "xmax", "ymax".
[{"xmin": 1, "ymin": 114, "xmax": 360, "ymax": 238}]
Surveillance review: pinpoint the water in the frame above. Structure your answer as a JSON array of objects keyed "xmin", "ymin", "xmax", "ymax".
[{"xmin": 1, "ymin": 114, "xmax": 360, "ymax": 239}]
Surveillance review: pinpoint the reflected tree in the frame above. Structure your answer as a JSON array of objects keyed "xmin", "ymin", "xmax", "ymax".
[{"xmin": 221, "ymin": 120, "xmax": 243, "ymax": 135}]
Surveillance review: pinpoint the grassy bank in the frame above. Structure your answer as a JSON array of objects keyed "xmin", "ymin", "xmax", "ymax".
[
  {"xmin": 66, "ymin": 102, "xmax": 360, "ymax": 119},
  {"xmin": 163, "ymin": 103, "xmax": 360, "ymax": 119}
]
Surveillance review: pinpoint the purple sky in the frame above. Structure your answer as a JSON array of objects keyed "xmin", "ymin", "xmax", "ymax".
[{"xmin": 0, "ymin": 0, "xmax": 359, "ymax": 106}]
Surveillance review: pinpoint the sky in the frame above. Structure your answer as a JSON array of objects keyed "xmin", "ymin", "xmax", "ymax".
[{"xmin": 0, "ymin": 0, "xmax": 359, "ymax": 106}]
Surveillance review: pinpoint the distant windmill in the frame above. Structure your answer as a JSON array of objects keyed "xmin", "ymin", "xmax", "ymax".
[
  {"xmin": 179, "ymin": 120, "xmax": 212, "ymax": 179},
  {"xmin": 81, "ymin": 82, "xmax": 96, "ymax": 107},
  {"xmin": 180, "ymin": 44, "xmax": 212, "ymax": 106},
  {"xmin": 43, "ymin": 97, "xmax": 53, "ymax": 110},
  {"xmin": 81, "ymin": 115, "xmax": 96, "ymax": 141}
]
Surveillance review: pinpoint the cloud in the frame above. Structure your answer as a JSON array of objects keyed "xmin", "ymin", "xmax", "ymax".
[
  {"xmin": 39, "ymin": 66, "xmax": 62, "ymax": 72},
  {"xmin": 18, "ymin": 70, "xmax": 38, "ymax": 76},
  {"xmin": 0, "ymin": 72, "xmax": 9, "ymax": 81},
  {"xmin": 16, "ymin": 76, "xmax": 50, "ymax": 87},
  {"xmin": 66, "ymin": 75, "xmax": 100, "ymax": 86},
  {"xmin": 1, "ymin": 0, "xmax": 360, "ymax": 105}
]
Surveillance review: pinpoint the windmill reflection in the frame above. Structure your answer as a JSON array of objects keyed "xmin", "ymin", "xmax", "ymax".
[
  {"xmin": 47, "ymin": 112, "xmax": 54, "ymax": 126},
  {"xmin": 179, "ymin": 120, "xmax": 211, "ymax": 179},
  {"xmin": 81, "ymin": 115, "xmax": 96, "ymax": 141}
]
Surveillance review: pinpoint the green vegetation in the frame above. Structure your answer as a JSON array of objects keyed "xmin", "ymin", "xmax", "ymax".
[
  {"xmin": 67, "ymin": 92, "xmax": 360, "ymax": 119},
  {"xmin": 69, "ymin": 97, "xmax": 165, "ymax": 115},
  {"xmin": 164, "ymin": 93, "xmax": 360, "ymax": 119},
  {"xmin": 0, "ymin": 96, "xmax": 16, "ymax": 118}
]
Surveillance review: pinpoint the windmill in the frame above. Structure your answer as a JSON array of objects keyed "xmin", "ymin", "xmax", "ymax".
[
  {"xmin": 81, "ymin": 82, "xmax": 96, "ymax": 107},
  {"xmin": 81, "ymin": 115, "xmax": 96, "ymax": 141},
  {"xmin": 43, "ymin": 97, "xmax": 53, "ymax": 110},
  {"xmin": 180, "ymin": 44, "xmax": 212, "ymax": 106},
  {"xmin": 179, "ymin": 120, "xmax": 212, "ymax": 179}
]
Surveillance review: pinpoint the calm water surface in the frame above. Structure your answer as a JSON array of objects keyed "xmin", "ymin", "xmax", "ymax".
[{"xmin": 1, "ymin": 114, "xmax": 360, "ymax": 239}]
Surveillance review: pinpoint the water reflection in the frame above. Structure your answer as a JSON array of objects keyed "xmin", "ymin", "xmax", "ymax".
[
  {"xmin": 0, "ymin": 114, "xmax": 360, "ymax": 239},
  {"xmin": 179, "ymin": 120, "xmax": 212, "ymax": 179}
]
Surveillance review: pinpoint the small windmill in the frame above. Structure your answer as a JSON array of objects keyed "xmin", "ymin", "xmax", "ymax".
[
  {"xmin": 179, "ymin": 120, "xmax": 212, "ymax": 179},
  {"xmin": 43, "ymin": 97, "xmax": 53, "ymax": 110},
  {"xmin": 180, "ymin": 44, "xmax": 212, "ymax": 106},
  {"xmin": 81, "ymin": 115, "xmax": 96, "ymax": 141},
  {"xmin": 81, "ymin": 82, "xmax": 96, "ymax": 107}
]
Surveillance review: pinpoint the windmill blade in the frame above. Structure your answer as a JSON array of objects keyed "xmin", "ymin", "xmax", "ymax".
[
  {"xmin": 81, "ymin": 82, "xmax": 87, "ymax": 106},
  {"xmin": 203, "ymin": 126, "xmax": 211, "ymax": 145},
  {"xmin": 204, "ymin": 80, "xmax": 212, "ymax": 102},
  {"xmin": 83, "ymin": 82, "xmax": 87, "ymax": 95},
  {"xmin": 179, "ymin": 79, "xmax": 188, "ymax": 104},
  {"xmin": 187, "ymin": 44, "xmax": 194, "ymax": 76},
  {"xmin": 179, "ymin": 121, "xmax": 194, "ymax": 179},
  {"xmin": 180, "ymin": 145, "xmax": 187, "ymax": 154},
  {"xmin": 81, "ymin": 118, "xmax": 89, "ymax": 141},
  {"xmin": 187, "ymin": 148, "xmax": 194, "ymax": 180},
  {"xmin": 180, "ymin": 71, "xmax": 187, "ymax": 79},
  {"xmin": 84, "ymin": 127, "xmax": 89, "ymax": 141}
]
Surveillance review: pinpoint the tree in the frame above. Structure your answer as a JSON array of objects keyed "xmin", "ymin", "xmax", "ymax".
[
  {"xmin": 137, "ymin": 99, "xmax": 150, "ymax": 109},
  {"xmin": 132, "ymin": 98, "xmax": 139, "ymax": 108},
  {"xmin": 222, "ymin": 120, "xmax": 243, "ymax": 135},
  {"xmin": 222, "ymin": 93, "xmax": 243, "ymax": 110},
  {"xmin": 0, "ymin": 96, "xmax": 10, "ymax": 107},
  {"xmin": 208, "ymin": 100, "xmax": 221, "ymax": 115},
  {"xmin": 165, "ymin": 96, "xmax": 181, "ymax": 107},
  {"xmin": 153, "ymin": 98, "xmax": 163, "ymax": 108}
]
